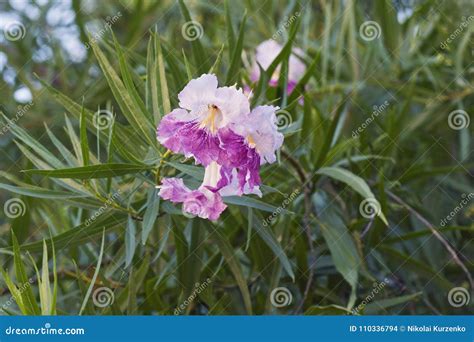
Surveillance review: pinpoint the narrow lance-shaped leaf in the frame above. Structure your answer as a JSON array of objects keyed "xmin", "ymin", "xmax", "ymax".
[
  {"xmin": 23, "ymin": 163, "xmax": 154, "ymax": 179},
  {"xmin": 80, "ymin": 101, "xmax": 90, "ymax": 167},
  {"xmin": 315, "ymin": 166, "xmax": 388, "ymax": 225},
  {"xmin": 11, "ymin": 232, "xmax": 41, "ymax": 315},
  {"xmin": 89, "ymin": 39, "xmax": 157, "ymax": 148},
  {"xmin": 79, "ymin": 230, "xmax": 106, "ymax": 315},
  {"xmin": 206, "ymin": 225, "xmax": 253, "ymax": 314},
  {"xmin": 225, "ymin": 12, "xmax": 247, "ymax": 84}
]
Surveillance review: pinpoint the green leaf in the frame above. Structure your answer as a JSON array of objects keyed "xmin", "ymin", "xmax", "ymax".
[
  {"xmin": 141, "ymin": 188, "xmax": 160, "ymax": 245},
  {"xmin": 11, "ymin": 233, "xmax": 41, "ymax": 315},
  {"xmin": 80, "ymin": 102, "xmax": 90, "ymax": 166},
  {"xmin": 79, "ymin": 230, "xmax": 105, "ymax": 315},
  {"xmin": 224, "ymin": 0, "xmax": 235, "ymax": 58},
  {"xmin": 315, "ymin": 208, "xmax": 360, "ymax": 309},
  {"xmin": 125, "ymin": 216, "xmax": 136, "ymax": 268},
  {"xmin": 89, "ymin": 39, "xmax": 157, "ymax": 148},
  {"xmin": 0, "ymin": 266, "xmax": 27, "ymax": 314},
  {"xmin": 305, "ymin": 304, "xmax": 353, "ymax": 315},
  {"xmin": 316, "ymin": 166, "xmax": 388, "ymax": 225},
  {"xmin": 206, "ymin": 225, "xmax": 252, "ymax": 314},
  {"xmin": 251, "ymin": 212, "xmax": 295, "ymax": 280},
  {"xmin": 313, "ymin": 100, "xmax": 347, "ymax": 170},
  {"xmin": 10, "ymin": 211, "xmax": 128, "ymax": 253},
  {"xmin": 154, "ymin": 33, "xmax": 171, "ymax": 116},
  {"xmin": 374, "ymin": 0, "xmax": 400, "ymax": 54},
  {"xmin": 225, "ymin": 12, "xmax": 247, "ymax": 84},
  {"xmin": 364, "ymin": 292, "xmax": 422, "ymax": 314},
  {"xmin": 288, "ymin": 51, "xmax": 321, "ymax": 104},
  {"xmin": 224, "ymin": 196, "xmax": 293, "ymax": 214},
  {"xmin": 166, "ymin": 161, "xmax": 204, "ymax": 180},
  {"xmin": 178, "ymin": 0, "xmax": 208, "ymax": 73},
  {"xmin": 23, "ymin": 163, "xmax": 153, "ymax": 179},
  {"xmin": 111, "ymin": 31, "xmax": 150, "ymax": 126}
]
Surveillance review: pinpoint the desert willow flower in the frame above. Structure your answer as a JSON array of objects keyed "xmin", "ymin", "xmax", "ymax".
[
  {"xmin": 157, "ymin": 74, "xmax": 283, "ymax": 220},
  {"xmin": 250, "ymin": 39, "xmax": 306, "ymax": 94}
]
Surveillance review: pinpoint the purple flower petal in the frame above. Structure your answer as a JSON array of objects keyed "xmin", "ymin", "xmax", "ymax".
[{"xmin": 158, "ymin": 177, "xmax": 227, "ymax": 221}]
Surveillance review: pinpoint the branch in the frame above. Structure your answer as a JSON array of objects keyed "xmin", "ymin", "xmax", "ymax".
[{"xmin": 386, "ymin": 190, "xmax": 473, "ymax": 289}]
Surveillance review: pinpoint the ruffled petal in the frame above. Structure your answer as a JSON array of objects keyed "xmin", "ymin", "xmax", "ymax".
[
  {"xmin": 183, "ymin": 188, "xmax": 227, "ymax": 221},
  {"xmin": 218, "ymin": 128, "xmax": 262, "ymax": 194},
  {"xmin": 158, "ymin": 178, "xmax": 227, "ymax": 221},
  {"xmin": 219, "ymin": 168, "xmax": 262, "ymax": 197},
  {"xmin": 178, "ymin": 74, "xmax": 219, "ymax": 111},
  {"xmin": 157, "ymin": 114, "xmax": 222, "ymax": 166},
  {"xmin": 214, "ymin": 86, "xmax": 250, "ymax": 126},
  {"xmin": 158, "ymin": 178, "xmax": 191, "ymax": 203},
  {"xmin": 229, "ymin": 105, "xmax": 283, "ymax": 164}
]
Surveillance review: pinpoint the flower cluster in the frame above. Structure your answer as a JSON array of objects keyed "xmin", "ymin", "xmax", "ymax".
[{"xmin": 157, "ymin": 74, "xmax": 283, "ymax": 221}]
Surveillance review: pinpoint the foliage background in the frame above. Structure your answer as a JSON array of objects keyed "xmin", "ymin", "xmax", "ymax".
[{"xmin": 0, "ymin": 0, "xmax": 473, "ymax": 315}]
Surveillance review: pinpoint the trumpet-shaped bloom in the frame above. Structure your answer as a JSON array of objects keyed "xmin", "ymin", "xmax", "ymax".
[
  {"xmin": 157, "ymin": 73, "xmax": 284, "ymax": 220},
  {"xmin": 158, "ymin": 176, "xmax": 227, "ymax": 221},
  {"xmin": 250, "ymin": 39, "xmax": 306, "ymax": 93},
  {"xmin": 157, "ymin": 74, "xmax": 249, "ymax": 166}
]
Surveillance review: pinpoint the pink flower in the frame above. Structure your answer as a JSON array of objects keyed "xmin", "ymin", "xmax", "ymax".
[
  {"xmin": 157, "ymin": 74, "xmax": 284, "ymax": 220},
  {"xmin": 158, "ymin": 177, "xmax": 227, "ymax": 221},
  {"xmin": 250, "ymin": 40, "xmax": 306, "ymax": 93}
]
